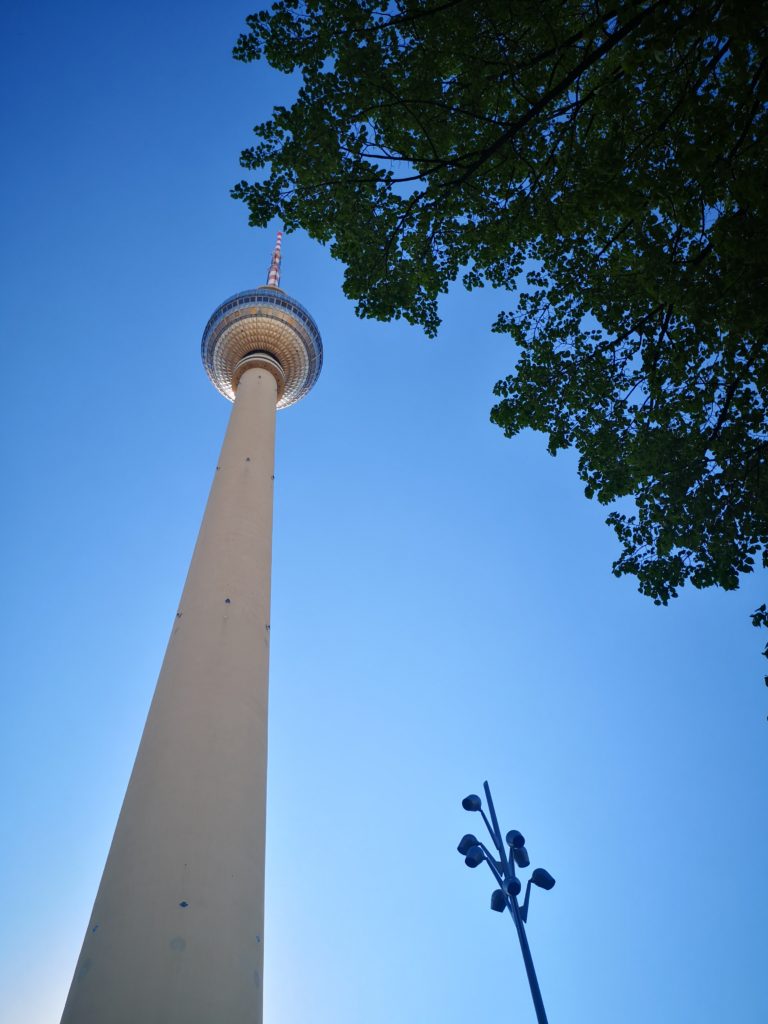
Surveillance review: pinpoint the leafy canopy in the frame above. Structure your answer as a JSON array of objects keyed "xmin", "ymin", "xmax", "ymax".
[{"xmin": 233, "ymin": 0, "xmax": 768, "ymax": 660}]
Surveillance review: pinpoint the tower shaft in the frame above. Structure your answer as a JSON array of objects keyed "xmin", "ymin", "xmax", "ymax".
[{"xmin": 61, "ymin": 365, "xmax": 278, "ymax": 1024}]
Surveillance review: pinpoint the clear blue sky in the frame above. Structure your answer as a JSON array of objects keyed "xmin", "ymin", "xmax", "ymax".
[{"xmin": 1, "ymin": 3, "xmax": 766, "ymax": 1022}]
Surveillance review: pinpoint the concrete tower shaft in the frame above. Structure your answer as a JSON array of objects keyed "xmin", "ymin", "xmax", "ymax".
[{"xmin": 60, "ymin": 239, "xmax": 322, "ymax": 1023}]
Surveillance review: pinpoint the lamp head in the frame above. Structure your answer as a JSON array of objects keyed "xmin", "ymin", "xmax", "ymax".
[
  {"xmin": 457, "ymin": 834, "xmax": 480, "ymax": 856},
  {"xmin": 506, "ymin": 829, "xmax": 526, "ymax": 849},
  {"xmin": 506, "ymin": 876, "xmax": 522, "ymax": 897},
  {"xmin": 512, "ymin": 845, "xmax": 530, "ymax": 869},
  {"xmin": 490, "ymin": 889, "xmax": 507, "ymax": 913},
  {"xmin": 531, "ymin": 868, "xmax": 556, "ymax": 891},
  {"xmin": 462, "ymin": 794, "xmax": 482, "ymax": 812},
  {"xmin": 464, "ymin": 845, "xmax": 485, "ymax": 868}
]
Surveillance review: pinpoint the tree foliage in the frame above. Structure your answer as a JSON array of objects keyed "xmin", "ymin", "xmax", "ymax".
[{"xmin": 233, "ymin": 0, "xmax": 768, "ymax": 660}]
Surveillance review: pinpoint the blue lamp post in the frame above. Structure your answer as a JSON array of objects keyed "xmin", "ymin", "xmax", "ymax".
[{"xmin": 457, "ymin": 782, "xmax": 555, "ymax": 1024}]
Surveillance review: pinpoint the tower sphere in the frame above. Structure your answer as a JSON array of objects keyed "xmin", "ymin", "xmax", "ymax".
[{"xmin": 201, "ymin": 237, "xmax": 322, "ymax": 409}]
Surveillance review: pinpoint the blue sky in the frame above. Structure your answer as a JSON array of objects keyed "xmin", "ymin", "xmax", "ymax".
[{"xmin": 1, "ymin": 2, "xmax": 766, "ymax": 1022}]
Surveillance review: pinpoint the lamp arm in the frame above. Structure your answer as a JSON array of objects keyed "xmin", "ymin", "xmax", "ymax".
[
  {"xmin": 519, "ymin": 879, "xmax": 533, "ymax": 923},
  {"xmin": 483, "ymin": 781, "xmax": 512, "ymax": 874},
  {"xmin": 479, "ymin": 807, "xmax": 500, "ymax": 851},
  {"xmin": 477, "ymin": 843, "xmax": 506, "ymax": 889}
]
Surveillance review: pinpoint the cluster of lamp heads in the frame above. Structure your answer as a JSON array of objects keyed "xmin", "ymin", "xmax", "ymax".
[{"xmin": 457, "ymin": 792, "xmax": 555, "ymax": 919}]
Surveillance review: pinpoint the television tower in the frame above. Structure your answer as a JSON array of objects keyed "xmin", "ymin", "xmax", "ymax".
[{"xmin": 60, "ymin": 233, "xmax": 322, "ymax": 1024}]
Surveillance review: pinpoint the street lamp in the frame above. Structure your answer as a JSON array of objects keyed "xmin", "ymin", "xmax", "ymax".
[{"xmin": 457, "ymin": 781, "xmax": 555, "ymax": 1024}]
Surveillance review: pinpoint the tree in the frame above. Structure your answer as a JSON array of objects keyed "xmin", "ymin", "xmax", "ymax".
[{"xmin": 232, "ymin": 0, "xmax": 768, "ymax": 667}]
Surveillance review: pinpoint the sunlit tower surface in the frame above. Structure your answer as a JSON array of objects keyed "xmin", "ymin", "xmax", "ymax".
[{"xmin": 60, "ymin": 234, "xmax": 322, "ymax": 1024}]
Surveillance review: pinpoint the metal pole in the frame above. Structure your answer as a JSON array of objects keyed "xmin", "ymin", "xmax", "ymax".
[
  {"xmin": 507, "ymin": 894, "xmax": 549, "ymax": 1024},
  {"xmin": 482, "ymin": 782, "xmax": 550, "ymax": 1024}
]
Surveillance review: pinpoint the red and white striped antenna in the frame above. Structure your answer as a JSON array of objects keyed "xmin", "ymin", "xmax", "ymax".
[{"xmin": 266, "ymin": 230, "xmax": 282, "ymax": 287}]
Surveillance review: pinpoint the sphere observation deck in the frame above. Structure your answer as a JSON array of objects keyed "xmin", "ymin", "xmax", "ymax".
[
  {"xmin": 201, "ymin": 286, "xmax": 322, "ymax": 409},
  {"xmin": 201, "ymin": 236, "xmax": 321, "ymax": 411}
]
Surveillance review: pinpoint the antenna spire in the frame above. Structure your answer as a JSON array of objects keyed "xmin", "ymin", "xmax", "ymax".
[{"xmin": 266, "ymin": 230, "xmax": 282, "ymax": 287}]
